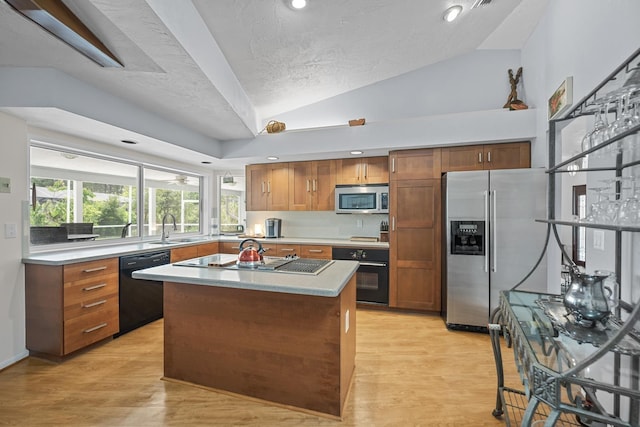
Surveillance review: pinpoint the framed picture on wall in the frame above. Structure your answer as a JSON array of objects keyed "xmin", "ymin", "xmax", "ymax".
[{"xmin": 548, "ymin": 76, "xmax": 573, "ymax": 120}]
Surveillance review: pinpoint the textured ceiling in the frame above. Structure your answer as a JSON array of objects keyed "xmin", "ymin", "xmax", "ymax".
[{"xmin": 0, "ymin": 0, "xmax": 546, "ymax": 167}]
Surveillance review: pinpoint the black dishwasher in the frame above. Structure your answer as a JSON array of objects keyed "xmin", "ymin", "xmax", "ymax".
[{"xmin": 117, "ymin": 250, "xmax": 170, "ymax": 337}]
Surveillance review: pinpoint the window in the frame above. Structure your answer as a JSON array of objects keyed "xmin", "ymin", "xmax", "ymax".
[
  {"xmin": 29, "ymin": 144, "xmax": 202, "ymax": 247},
  {"xmin": 572, "ymin": 184, "xmax": 586, "ymax": 267},
  {"xmin": 219, "ymin": 175, "xmax": 245, "ymax": 234},
  {"xmin": 143, "ymin": 167, "xmax": 201, "ymax": 237}
]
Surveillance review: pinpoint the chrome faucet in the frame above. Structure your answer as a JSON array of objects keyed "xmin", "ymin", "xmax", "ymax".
[{"xmin": 161, "ymin": 213, "xmax": 177, "ymax": 242}]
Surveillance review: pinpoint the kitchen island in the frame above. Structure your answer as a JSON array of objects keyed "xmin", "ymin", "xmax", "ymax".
[{"xmin": 132, "ymin": 256, "xmax": 358, "ymax": 419}]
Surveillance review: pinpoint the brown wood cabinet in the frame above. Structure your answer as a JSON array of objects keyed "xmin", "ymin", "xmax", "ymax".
[
  {"xmin": 246, "ymin": 163, "xmax": 289, "ymax": 211},
  {"xmin": 300, "ymin": 245, "xmax": 332, "ymax": 260},
  {"xmin": 389, "ymin": 148, "xmax": 442, "ymax": 312},
  {"xmin": 220, "ymin": 241, "xmax": 243, "ymax": 254},
  {"xmin": 196, "ymin": 242, "xmax": 219, "ymax": 257},
  {"xmin": 170, "ymin": 245, "xmax": 198, "ymax": 263},
  {"xmin": 336, "ymin": 156, "xmax": 389, "ymax": 184},
  {"xmin": 288, "ymin": 160, "xmax": 336, "ymax": 211},
  {"xmin": 441, "ymin": 141, "xmax": 530, "ymax": 172},
  {"xmin": 25, "ymin": 258, "xmax": 119, "ymax": 357}
]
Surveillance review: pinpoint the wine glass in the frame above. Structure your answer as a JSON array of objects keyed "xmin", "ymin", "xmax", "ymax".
[
  {"xmin": 582, "ymin": 187, "xmax": 608, "ymax": 223},
  {"xmin": 617, "ymin": 178, "xmax": 640, "ymax": 225}
]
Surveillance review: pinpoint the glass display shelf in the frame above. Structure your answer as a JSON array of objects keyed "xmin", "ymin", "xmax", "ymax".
[
  {"xmin": 548, "ymin": 123, "xmax": 640, "ymax": 173},
  {"xmin": 492, "ymin": 290, "xmax": 640, "ymax": 427},
  {"xmin": 535, "ymin": 219, "xmax": 640, "ymax": 233}
]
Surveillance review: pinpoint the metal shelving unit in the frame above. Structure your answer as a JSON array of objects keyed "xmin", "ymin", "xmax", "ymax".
[{"xmin": 490, "ymin": 47, "xmax": 640, "ymax": 427}]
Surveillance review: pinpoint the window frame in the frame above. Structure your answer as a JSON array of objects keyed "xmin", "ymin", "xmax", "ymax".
[{"xmin": 29, "ymin": 141, "xmax": 205, "ymax": 250}]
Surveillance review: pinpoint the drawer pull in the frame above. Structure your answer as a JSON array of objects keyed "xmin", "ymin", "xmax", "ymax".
[
  {"xmin": 84, "ymin": 322, "xmax": 108, "ymax": 333},
  {"xmin": 82, "ymin": 299, "xmax": 107, "ymax": 309},
  {"xmin": 82, "ymin": 266, "xmax": 108, "ymax": 273},
  {"xmin": 280, "ymin": 248, "xmax": 295, "ymax": 252},
  {"xmin": 308, "ymin": 249, "xmax": 323, "ymax": 253},
  {"xmin": 83, "ymin": 283, "xmax": 107, "ymax": 292}
]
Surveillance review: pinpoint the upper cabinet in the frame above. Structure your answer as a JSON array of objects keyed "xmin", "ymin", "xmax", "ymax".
[
  {"xmin": 441, "ymin": 141, "xmax": 530, "ymax": 172},
  {"xmin": 246, "ymin": 163, "xmax": 289, "ymax": 211},
  {"xmin": 389, "ymin": 148, "xmax": 441, "ymax": 181},
  {"xmin": 288, "ymin": 160, "xmax": 336, "ymax": 211},
  {"xmin": 336, "ymin": 156, "xmax": 389, "ymax": 185}
]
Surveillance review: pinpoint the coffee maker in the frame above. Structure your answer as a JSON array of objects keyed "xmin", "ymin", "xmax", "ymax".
[{"xmin": 264, "ymin": 218, "xmax": 282, "ymax": 238}]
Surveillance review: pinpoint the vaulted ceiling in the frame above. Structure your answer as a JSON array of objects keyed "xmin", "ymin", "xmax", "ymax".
[{"xmin": 0, "ymin": 0, "xmax": 547, "ymax": 167}]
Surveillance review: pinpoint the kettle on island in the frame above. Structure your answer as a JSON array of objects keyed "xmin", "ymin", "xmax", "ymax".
[{"xmin": 236, "ymin": 238, "xmax": 265, "ymax": 268}]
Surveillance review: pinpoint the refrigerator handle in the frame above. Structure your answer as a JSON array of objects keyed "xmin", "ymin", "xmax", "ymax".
[
  {"xmin": 492, "ymin": 190, "xmax": 497, "ymax": 273},
  {"xmin": 484, "ymin": 190, "xmax": 489, "ymax": 273}
]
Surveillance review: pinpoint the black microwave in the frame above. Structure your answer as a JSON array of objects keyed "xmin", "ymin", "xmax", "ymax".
[{"xmin": 335, "ymin": 184, "xmax": 389, "ymax": 214}]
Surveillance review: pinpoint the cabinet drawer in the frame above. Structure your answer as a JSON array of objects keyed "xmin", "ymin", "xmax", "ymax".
[
  {"xmin": 64, "ymin": 279, "xmax": 118, "ymax": 320},
  {"xmin": 220, "ymin": 241, "xmax": 242, "ymax": 254},
  {"xmin": 63, "ymin": 258, "xmax": 118, "ymax": 283},
  {"xmin": 300, "ymin": 245, "xmax": 332, "ymax": 259},
  {"xmin": 64, "ymin": 273, "xmax": 118, "ymax": 299},
  {"xmin": 64, "ymin": 304, "xmax": 119, "ymax": 354},
  {"xmin": 275, "ymin": 244, "xmax": 300, "ymax": 257}
]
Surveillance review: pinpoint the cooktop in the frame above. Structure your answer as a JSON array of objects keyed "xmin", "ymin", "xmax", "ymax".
[{"xmin": 174, "ymin": 254, "xmax": 334, "ymax": 276}]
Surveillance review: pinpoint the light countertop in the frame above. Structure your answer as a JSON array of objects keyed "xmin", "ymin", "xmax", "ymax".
[
  {"xmin": 22, "ymin": 235, "xmax": 388, "ymax": 266},
  {"xmin": 132, "ymin": 257, "xmax": 359, "ymax": 297}
]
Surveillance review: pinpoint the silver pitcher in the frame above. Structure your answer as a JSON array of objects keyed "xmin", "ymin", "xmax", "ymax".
[{"xmin": 563, "ymin": 268, "xmax": 612, "ymax": 327}]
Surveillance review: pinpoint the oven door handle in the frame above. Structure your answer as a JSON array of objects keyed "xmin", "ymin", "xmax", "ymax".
[{"xmin": 359, "ymin": 261, "xmax": 388, "ymax": 267}]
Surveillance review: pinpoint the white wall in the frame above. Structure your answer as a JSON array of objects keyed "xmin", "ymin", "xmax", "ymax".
[
  {"xmin": 521, "ymin": 0, "xmax": 640, "ymax": 294},
  {"xmin": 0, "ymin": 112, "xmax": 29, "ymax": 368}
]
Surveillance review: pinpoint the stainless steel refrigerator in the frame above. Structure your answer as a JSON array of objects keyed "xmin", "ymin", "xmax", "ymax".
[{"xmin": 442, "ymin": 168, "xmax": 548, "ymax": 330}]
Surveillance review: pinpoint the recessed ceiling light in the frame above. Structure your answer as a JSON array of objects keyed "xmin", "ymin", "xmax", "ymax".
[
  {"xmin": 267, "ymin": 156, "xmax": 279, "ymax": 161},
  {"xmin": 201, "ymin": 161, "xmax": 212, "ymax": 164},
  {"xmin": 350, "ymin": 150, "xmax": 364, "ymax": 155},
  {"xmin": 443, "ymin": 5, "xmax": 463, "ymax": 22},
  {"xmin": 291, "ymin": 0, "xmax": 307, "ymax": 9},
  {"xmin": 121, "ymin": 139, "xmax": 137, "ymax": 145}
]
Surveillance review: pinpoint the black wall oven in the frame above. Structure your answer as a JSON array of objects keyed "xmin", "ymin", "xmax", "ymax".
[{"xmin": 332, "ymin": 247, "xmax": 389, "ymax": 305}]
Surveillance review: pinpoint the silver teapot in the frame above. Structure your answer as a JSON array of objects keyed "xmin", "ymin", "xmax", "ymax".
[{"xmin": 563, "ymin": 267, "xmax": 612, "ymax": 327}]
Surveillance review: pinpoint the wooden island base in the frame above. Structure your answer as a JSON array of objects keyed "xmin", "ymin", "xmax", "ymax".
[{"xmin": 163, "ymin": 276, "xmax": 356, "ymax": 418}]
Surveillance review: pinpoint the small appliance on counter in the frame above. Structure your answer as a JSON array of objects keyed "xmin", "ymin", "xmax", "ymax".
[{"xmin": 264, "ymin": 218, "xmax": 282, "ymax": 238}]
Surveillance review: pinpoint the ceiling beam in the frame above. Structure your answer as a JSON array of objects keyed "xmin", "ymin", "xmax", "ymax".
[{"xmin": 4, "ymin": 0, "xmax": 123, "ymax": 68}]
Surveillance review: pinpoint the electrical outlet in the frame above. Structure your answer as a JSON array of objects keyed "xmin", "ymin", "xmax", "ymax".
[{"xmin": 593, "ymin": 230, "xmax": 605, "ymax": 251}]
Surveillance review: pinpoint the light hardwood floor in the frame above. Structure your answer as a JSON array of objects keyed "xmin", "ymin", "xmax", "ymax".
[{"xmin": 0, "ymin": 309, "xmax": 520, "ymax": 426}]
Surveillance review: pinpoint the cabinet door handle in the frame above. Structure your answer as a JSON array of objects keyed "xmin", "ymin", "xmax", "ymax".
[
  {"xmin": 261, "ymin": 181, "xmax": 265, "ymax": 194},
  {"xmin": 392, "ymin": 216, "xmax": 396, "ymax": 231},
  {"xmin": 356, "ymin": 164, "xmax": 360, "ymax": 181},
  {"xmin": 392, "ymin": 157, "xmax": 395, "ymax": 173},
  {"xmin": 363, "ymin": 163, "xmax": 367, "ymax": 178},
  {"xmin": 82, "ymin": 299, "xmax": 107, "ymax": 309},
  {"xmin": 82, "ymin": 283, "xmax": 107, "ymax": 292},
  {"xmin": 84, "ymin": 322, "xmax": 108, "ymax": 333},
  {"xmin": 82, "ymin": 266, "xmax": 107, "ymax": 273},
  {"xmin": 313, "ymin": 179, "xmax": 317, "ymax": 192},
  {"xmin": 267, "ymin": 181, "xmax": 271, "ymax": 193},
  {"xmin": 306, "ymin": 179, "xmax": 310, "ymax": 192},
  {"xmin": 487, "ymin": 151, "xmax": 491, "ymax": 163},
  {"xmin": 280, "ymin": 248, "xmax": 295, "ymax": 252},
  {"xmin": 478, "ymin": 152, "xmax": 483, "ymax": 163},
  {"xmin": 308, "ymin": 249, "xmax": 323, "ymax": 253}
]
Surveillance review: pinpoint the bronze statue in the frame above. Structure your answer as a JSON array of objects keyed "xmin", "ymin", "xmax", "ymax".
[{"xmin": 504, "ymin": 67, "xmax": 528, "ymax": 110}]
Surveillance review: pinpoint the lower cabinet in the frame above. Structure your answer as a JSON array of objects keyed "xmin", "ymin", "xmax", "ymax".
[
  {"xmin": 300, "ymin": 245, "xmax": 332, "ymax": 260},
  {"xmin": 389, "ymin": 169, "xmax": 441, "ymax": 311},
  {"xmin": 25, "ymin": 258, "xmax": 119, "ymax": 357}
]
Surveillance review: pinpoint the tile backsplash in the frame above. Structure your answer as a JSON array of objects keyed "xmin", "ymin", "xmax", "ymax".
[{"xmin": 245, "ymin": 211, "xmax": 389, "ymax": 240}]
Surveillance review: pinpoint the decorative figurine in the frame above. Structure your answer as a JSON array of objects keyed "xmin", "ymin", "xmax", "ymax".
[{"xmin": 504, "ymin": 67, "xmax": 528, "ymax": 110}]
